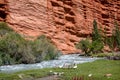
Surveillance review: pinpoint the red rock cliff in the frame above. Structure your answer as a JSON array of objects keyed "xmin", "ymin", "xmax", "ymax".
[
  {"xmin": 0, "ymin": 0, "xmax": 7, "ymax": 21},
  {"xmin": 0, "ymin": 0, "xmax": 120, "ymax": 54}
]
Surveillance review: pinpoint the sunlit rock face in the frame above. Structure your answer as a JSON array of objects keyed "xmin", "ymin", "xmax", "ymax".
[{"xmin": 0, "ymin": 0, "xmax": 120, "ymax": 54}]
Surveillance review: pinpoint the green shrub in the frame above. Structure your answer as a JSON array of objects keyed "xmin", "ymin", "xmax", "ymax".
[
  {"xmin": 92, "ymin": 20, "xmax": 102, "ymax": 41},
  {"xmin": 0, "ymin": 33, "xmax": 59, "ymax": 65},
  {"xmin": 91, "ymin": 53, "xmax": 120, "ymax": 58},
  {"xmin": 32, "ymin": 35, "xmax": 59, "ymax": 61},
  {"xmin": 76, "ymin": 39, "xmax": 91, "ymax": 56},
  {"xmin": 0, "ymin": 32, "xmax": 36, "ymax": 64},
  {"xmin": 76, "ymin": 39, "xmax": 103, "ymax": 56},
  {"xmin": 104, "ymin": 21, "xmax": 120, "ymax": 51},
  {"xmin": 76, "ymin": 20, "xmax": 104, "ymax": 56},
  {"xmin": 0, "ymin": 22, "xmax": 13, "ymax": 37},
  {"xmin": 0, "ymin": 54, "xmax": 15, "ymax": 65},
  {"xmin": 0, "ymin": 22, "xmax": 59, "ymax": 65},
  {"xmin": 105, "ymin": 36, "xmax": 115, "ymax": 51},
  {"xmin": 91, "ymin": 40, "xmax": 103, "ymax": 53},
  {"xmin": 114, "ymin": 21, "xmax": 120, "ymax": 49}
]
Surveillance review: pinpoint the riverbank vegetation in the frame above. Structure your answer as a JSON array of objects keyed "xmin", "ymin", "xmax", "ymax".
[
  {"xmin": 0, "ymin": 22, "xmax": 60, "ymax": 65},
  {"xmin": 76, "ymin": 20, "xmax": 120, "ymax": 57},
  {"xmin": 0, "ymin": 60, "xmax": 120, "ymax": 80}
]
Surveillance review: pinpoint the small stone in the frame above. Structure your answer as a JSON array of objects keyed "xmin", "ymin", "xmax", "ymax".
[{"xmin": 104, "ymin": 74, "xmax": 112, "ymax": 77}]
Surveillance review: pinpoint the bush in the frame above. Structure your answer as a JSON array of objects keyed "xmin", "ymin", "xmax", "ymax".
[
  {"xmin": 76, "ymin": 39, "xmax": 91, "ymax": 56},
  {"xmin": 91, "ymin": 53, "xmax": 119, "ymax": 57},
  {"xmin": 76, "ymin": 20, "xmax": 104, "ymax": 56},
  {"xmin": 0, "ymin": 22, "xmax": 59, "ymax": 65},
  {"xmin": 92, "ymin": 20, "xmax": 102, "ymax": 41},
  {"xmin": 0, "ymin": 22, "xmax": 13, "ymax": 37},
  {"xmin": 32, "ymin": 35, "xmax": 59, "ymax": 61},
  {"xmin": 0, "ymin": 33, "xmax": 59, "ymax": 65},
  {"xmin": 105, "ymin": 36, "xmax": 115, "ymax": 51},
  {"xmin": 0, "ymin": 32, "xmax": 36, "ymax": 64},
  {"xmin": 0, "ymin": 51, "xmax": 15, "ymax": 65},
  {"xmin": 76, "ymin": 39, "xmax": 103, "ymax": 56},
  {"xmin": 114, "ymin": 21, "xmax": 120, "ymax": 49},
  {"xmin": 104, "ymin": 21, "xmax": 120, "ymax": 51},
  {"xmin": 91, "ymin": 40, "xmax": 103, "ymax": 53}
]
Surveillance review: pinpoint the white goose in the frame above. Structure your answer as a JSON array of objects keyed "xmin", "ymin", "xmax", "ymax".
[
  {"xmin": 73, "ymin": 63, "xmax": 77, "ymax": 69},
  {"xmin": 58, "ymin": 63, "xmax": 77, "ymax": 69}
]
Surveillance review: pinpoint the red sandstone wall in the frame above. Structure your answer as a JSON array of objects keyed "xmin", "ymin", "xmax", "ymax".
[
  {"xmin": 0, "ymin": 0, "xmax": 7, "ymax": 21},
  {"xmin": 0, "ymin": 0, "xmax": 120, "ymax": 54},
  {"xmin": 47, "ymin": 0, "xmax": 120, "ymax": 53}
]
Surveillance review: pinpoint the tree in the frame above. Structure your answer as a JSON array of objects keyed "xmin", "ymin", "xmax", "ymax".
[
  {"xmin": 105, "ymin": 21, "xmax": 120, "ymax": 51},
  {"xmin": 114, "ymin": 21, "xmax": 120, "ymax": 49},
  {"xmin": 76, "ymin": 39, "xmax": 91, "ymax": 56},
  {"xmin": 75, "ymin": 20, "xmax": 104, "ymax": 56},
  {"xmin": 91, "ymin": 20, "xmax": 103, "ymax": 53},
  {"xmin": 92, "ymin": 20, "xmax": 102, "ymax": 41}
]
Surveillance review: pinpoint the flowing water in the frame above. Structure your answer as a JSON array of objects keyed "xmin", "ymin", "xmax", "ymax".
[{"xmin": 0, "ymin": 54, "xmax": 101, "ymax": 73}]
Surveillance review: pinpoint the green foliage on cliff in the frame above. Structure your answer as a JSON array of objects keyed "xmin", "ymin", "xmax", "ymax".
[
  {"xmin": 0, "ymin": 22, "xmax": 59, "ymax": 65},
  {"xmin": 92, "ymin": 20, "xmax": 102, "ymax": 41},
  {"xmin": 114, "ymin": 21, "xmax": 120, "ymax": 49},
  {"xmin": 76, "ymin": 20, "xmax": 120, "ymax": 55},
  {"xmin": 104, "ymin": 21, "xmax": 120, "ymax": 51},
  {"xmin": 105, "ymin": 36, "xmax": 115, "ymax": 51},
  {"xmin": 76, "ymin": 38, "xmax": 103, "ymax": 56},
  {"xmin": 76, "ymin": 20, "xmax": 103, "ymax": 55}
]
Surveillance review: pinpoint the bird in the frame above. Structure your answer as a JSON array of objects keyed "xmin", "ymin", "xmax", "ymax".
[
  {"xmin": 88, "ymin": 74, "xmax": 92, "ymax": 77},
  {"xmin": 73, "ymin": 63, "xmax": 77, "ymax": 69},
  {"xmin": 58, "ymin": 65, "xmax": 63, "ymax": 68},
  {"xmin": 58, "ymin": 63, "xmax": 77, "ymax": 69},
  {"xmin": 53, "ymin": 72, "xmax": 58, "ymax": 75}
]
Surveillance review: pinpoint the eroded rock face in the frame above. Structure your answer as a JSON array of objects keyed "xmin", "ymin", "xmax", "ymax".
[
  {"xmin": 0, "ymin": 0, "xmax": 7, "ymax": 21},
  {"xmin": 1, "ymin": 0, "xmax": 120, "ymax": 54}
]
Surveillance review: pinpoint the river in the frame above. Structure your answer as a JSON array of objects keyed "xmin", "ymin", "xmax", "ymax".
[{"xmin": 0, "ymin": 54, "xmax": 101, "ymax": 73}]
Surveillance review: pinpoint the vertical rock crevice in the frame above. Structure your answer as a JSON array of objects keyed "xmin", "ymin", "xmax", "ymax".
[{"xmin": 0, "ymin": 0, "xmax": 8, "ymax": 21}]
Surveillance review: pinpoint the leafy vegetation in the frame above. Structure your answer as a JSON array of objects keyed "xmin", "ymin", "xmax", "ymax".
[
  {"xmin": 76, "ymin": 39, "xmax": 103, "ymax": 56},
  {"xmin": 114, "ymin": 21, "xmax": 120, "ymax": 49},
  {"xmin": 91, "ymin": 52, "xmax": 120, "ymax": 57},
  {"xmin": 0, "ymin": 22, "xmax": 60, "ymax": 65},
  {"xmin": 76, "ymin": 20, "xmax": 104, "ymax": 56},
  {"xmin": 0, "ymin": 22, "xmax": 13, "ymax": 35},
  {"xmin": 105, "ymin": 36, "xmax": 115, "ymax": 51},
  {"xmin": 76, "ymin": 39, "xmax": 91, "ymax": 56},
  {"xmin": 92, "ymin": 20, "xmax": 102, "ymax": 42},
  {"xmin": 32, "ymin": 35, "xmax": 59, "ymax": 62},
  {"xmin": 104, "ymin": 21, "xmax": 120, "ymax": 51},
  {"xmin": 76, "ymin": 20, "xmax": 120, "ymax": 56},
  {"xmin": 0, "ymin": 60, "xmax": 120, "ymax": 80}
]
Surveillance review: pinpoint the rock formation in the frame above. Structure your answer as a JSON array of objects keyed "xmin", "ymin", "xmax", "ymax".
[
  {"xmin": 0, "ymin": 0, "xmax": 7, "ymax": 21},
  {"xmin": 0, "ymin": 0, "xmax": 120, "ymax": 54}
]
